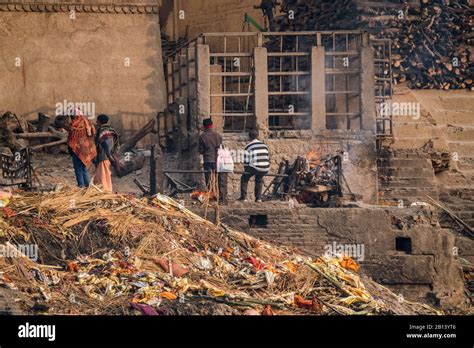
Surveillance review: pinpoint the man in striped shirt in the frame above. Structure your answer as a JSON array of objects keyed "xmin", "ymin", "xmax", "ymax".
[{"xmin": 239, "ymin": 130, "xmax": 270, "ymax": 203}]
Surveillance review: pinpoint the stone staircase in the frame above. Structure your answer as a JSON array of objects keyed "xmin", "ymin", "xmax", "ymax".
[
  {"xmin": 379, "ymin": 88, "xmax": 474, "ymax": 229},
  {"xmin": 410, "ymin": 90, "xmax": 474, "ymax": 230},
  {"xmin": 439, "ymin": 188, "xmax": 474, "ymax": 229}
]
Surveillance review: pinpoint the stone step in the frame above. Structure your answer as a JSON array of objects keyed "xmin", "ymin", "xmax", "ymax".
[
  {"xmin": 441, "ymin": 200, "xmax": 474, "ymax": 210},
  {"xmin": 378, "ymin": 158, "xmax": 433, "ymax": 169},
  {"xmin": 455, "ymin": 157, "xmax": 474, "ymax": 172},
  {"xmin": 439, "ymin": 203, "xmax": 474, "ymax": 211},
  {"xmin": 440, "ymin": 191, "xmax": 474, "ymax": 200},
  {"xmin": 379, "ymin": 187, "xmax": 439, "ymax": 198},
  {"xmin": 390, "ymin": 138, "xmax": 436, "ymax": 150},
  {"xmin": 440, "ymin": 220, "xmax": 474, "ymax": 229},
  {"xmin": 441, "ymin": 187, "xmax": 474, "ymax": 198},
  {"xmin": 454, "ymin": 212, "xmax": 474, "ymax": 220},
  {"xmin": 446, "ymin": 126, "xmax": 474, "ymax": 142},
  {"xmin": 379, "ymin": 178, "xmax": 437, "ymax": 188},
  {"xmin": 424, "ymin": 92, "xmax": 474, "ymax": 111},
  {"xmin": 439, "ymin": 174, "xmax": 474, "ymax": 187},
  {"xmin": 444, "ymin": 211, "xmax": 474, "ymax": 219},
  {"xmin": 439, "ymin": 110, "xmax": 474, "ymax": 126},
  {"xmin": 378, "ymin": 167, "xmax": 435, "ymax": 179},
  {"xmin": 447, "ymin": 141, "xmax": 474, "ymax": 157},
  {"xmin": 392, "ymin": 121, "xmax": 435, "ymax": 139},
  {"xmin": 383, "ymin": 149, "xmax": 431, "ymax": 159}
]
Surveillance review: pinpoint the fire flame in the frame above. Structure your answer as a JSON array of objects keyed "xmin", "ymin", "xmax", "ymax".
[{"xmin": 306, "ymin": 149, "xmax": 321, "ymax": 168}]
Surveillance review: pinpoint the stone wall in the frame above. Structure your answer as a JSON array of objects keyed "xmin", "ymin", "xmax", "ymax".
[
  {"xmin": 0, "ymin": 1, "xmax": 166, "ymax": 144},
  {"xmin": 194, "ymin": 202, "xmax": 467, "ymax": 310}
]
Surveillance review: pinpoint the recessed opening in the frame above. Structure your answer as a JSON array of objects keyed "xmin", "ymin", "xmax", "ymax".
[
  {"xmin": 249, "ymin": 214, "xmax": 268, "ymax": 228},
  {"xmin": 395, "ymin": 237, "xmax": 412, "ymax": 254}
]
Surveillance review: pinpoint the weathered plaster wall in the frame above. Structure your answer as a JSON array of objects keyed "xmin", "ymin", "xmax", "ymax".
[
  {"xmin": 159, "ymin": 0, "xmax": 269, "ymax": 39},
  {"xmin": 0, "ymin": 1, "xmax": 166, "ymax": 143}
]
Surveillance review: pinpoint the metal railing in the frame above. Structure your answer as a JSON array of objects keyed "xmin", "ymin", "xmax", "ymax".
[
  {"xmin": 199, "ymin": 31, "xmax": 366, "ymax": 132},
  {"xmin": 165, "ymin": 31, "xmax": 385, "ymax": 134},
  {"xmin": 200, "ymin": 33, "xmax": 256, "ymax": 133},
  {"xmin": 322, "ymin": 31, "xmax": 363, "ymax": 130},
  {"xmin": 264, "ymin": 32, "xmax": 314, "ymax": 130}
]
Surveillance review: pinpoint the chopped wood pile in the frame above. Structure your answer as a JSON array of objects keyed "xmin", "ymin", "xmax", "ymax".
[
  {"xmin": 0, "ymin": 186, "xmax": 442, "ymax": 315},
  {"xmin": 276, "ymin": 0, "xmax": 473, "ymax": 90}
]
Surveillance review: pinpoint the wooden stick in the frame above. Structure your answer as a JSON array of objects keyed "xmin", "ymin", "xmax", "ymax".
[
  {"xmin": 15, "ymin": 132, "xmax": 64, "ymax": 139},
  {"xmin": 29, "ymin": 138, "xmax": 67, "ymax": 150}
]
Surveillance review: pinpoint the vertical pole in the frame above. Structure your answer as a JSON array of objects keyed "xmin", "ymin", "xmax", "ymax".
[
  {"xmin": 150, "ymin": 145, "xmax": 157, "ymax": 195},
  {"xmin": 170, "ymin": 58, "xmax": 176, "ymax": 102},
  {"xmin": 210, "ymin": 64, "xmax": 224, "ymax": 132},
  {"xmin": 173, "ymin": 0, "xmax": 179, "ymax": 41},
  {"xmin": 253, "ymin": 46, "xmax": 269, "ymax": 132},
  {"xmin": 150, "ymin": 144, "xmax": 164, "ymax": 195},
  {"xmin": 311, "ymin": 46, "xmax": 326, "ymax": 133},
  {"xmin": 187, "ymin": 45, "xmax": 198, "ymax": 131}
]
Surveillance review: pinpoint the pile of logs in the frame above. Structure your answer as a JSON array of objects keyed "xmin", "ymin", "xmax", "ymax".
[{"xmin": 276, "ymin": 0, "xmax": 473, "ymax": 90}]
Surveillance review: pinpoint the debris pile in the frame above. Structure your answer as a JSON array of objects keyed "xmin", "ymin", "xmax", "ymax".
[
  {"xmin": 276, "ymin": 0, "xmax": 473, "ymax": 90},
  {"xmin": 0, "ymin": 186, "xmax": 441, "ymax": 315}
]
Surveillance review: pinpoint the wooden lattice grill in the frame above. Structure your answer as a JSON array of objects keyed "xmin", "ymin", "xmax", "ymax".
[{"xmin": 0, "ymin": 148, "xmax": 32, "ymax": 186}]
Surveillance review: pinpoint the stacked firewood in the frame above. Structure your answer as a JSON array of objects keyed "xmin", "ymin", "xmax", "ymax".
[{"xmin": 275, "ymin": 0, "xmax": 473, "ymax": 90}]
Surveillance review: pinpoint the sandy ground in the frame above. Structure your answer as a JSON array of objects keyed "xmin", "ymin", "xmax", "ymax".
[{"xmin": 31, "ymin": 152, "xmax": 151, "ymax": 195}]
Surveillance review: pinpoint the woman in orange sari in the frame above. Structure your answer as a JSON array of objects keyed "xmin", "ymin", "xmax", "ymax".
[{"xmin": 67, "ymin": 110, "xmax": 97, "ymax": 188}]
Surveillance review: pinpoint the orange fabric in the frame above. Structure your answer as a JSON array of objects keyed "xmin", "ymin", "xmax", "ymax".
[
  {"xmin": 294, "ymin": 295, "xmax": 323, "ymax": 313},
  {"xmin": 339, "ymin": 256, "xmax": 360, "ymax": 273},
  {"xmin": 160, "ymin": 292, "xmax": 177, "ymax": 300},
  {"xmin": 94, "ymin": 160, "xmax": 113, "ymax": 192},
  {"xmin": 67, "ymin": 115, "xmax": 97, "ymax": 169}
]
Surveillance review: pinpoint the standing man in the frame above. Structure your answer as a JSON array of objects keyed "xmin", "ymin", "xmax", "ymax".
[
  {"xmin": 198, "ymin": 118, "xmax": 227, "ymax": 204},
  {"xmin": 254, "ymin": 0, "xmax": 279, "ymax": 31},
  {"xmin": 239, "ymin": 130, "xmax": 270, "ymax": 202},
  {"xmin": 67, "ymin": 109, "xmax": 97, "ymax": 188},
  {"xmin": 94, "ymin": 114, "xmax": 118, "ymax": 192}
]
